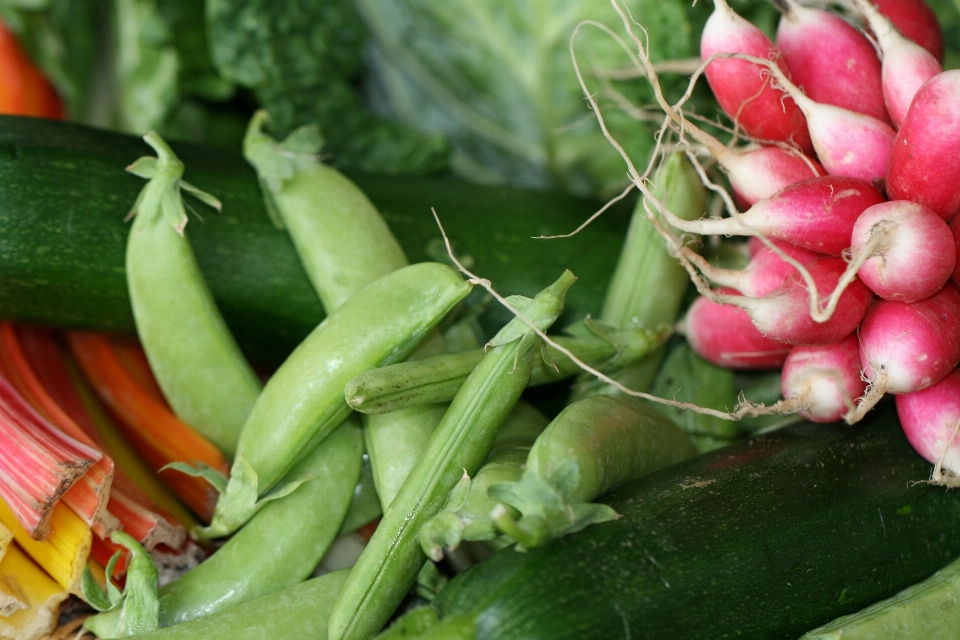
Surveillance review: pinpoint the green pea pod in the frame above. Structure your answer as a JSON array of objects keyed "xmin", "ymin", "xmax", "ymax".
[
  {"xmin": 82, "ymin": 532, "xmax": 160, "ymax": 638},
  {"xmin": 574, "ymin": 151, "xmax": 706, "ymax": 398},
  {"xmin": 198, "ymin": 262, "xmax": 472, "ymax": 539},
  {"xmin": 419, "ymin": 401, "xmax": 549, "ymax": 561},
  {"xmin": 125, "ymin": 133, "xmax": 262, "ymax": 458},
  {"xmin": 488, "ymin": 395, "xmax": 697, "ymax": 549},
  {"xmin": 328, "ymin": 271, "xmax": 576, "ymax": 640},
  {"xmin": 338, "ymin": 452, "xmax": 383, "ymax": 535},
  {"xmin": 121, "ymin": 570, "xmax": 349, "ymax": 640},
  {"xmin": 158, "ymin": 418, "xmax": 363, "ymax": 626},
  {"xmin": 243, "ymin": 110, "xmax": 409, "ymax": 312},
  {"xmin": 346, "ymin": 319, "xmax": 670, "ymax": 414}
]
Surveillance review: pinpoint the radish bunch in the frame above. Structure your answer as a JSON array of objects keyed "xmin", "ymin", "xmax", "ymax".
[{"xmin": 670, "ymin": 0, "xmax": 960, "ymax": 481}]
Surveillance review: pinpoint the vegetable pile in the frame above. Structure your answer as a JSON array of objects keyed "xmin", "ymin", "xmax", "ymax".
[{"xmin": 1, "ymin": 0, "xmax": 960, "ymax": 639}]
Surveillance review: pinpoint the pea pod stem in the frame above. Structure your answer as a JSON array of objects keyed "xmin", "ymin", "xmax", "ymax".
[
  {"xmin": 197, "ymin": 262, "xmax": 472, "ymax": 539},
  {"xmin": 125, "ymin": 132, "xmax": 262, "ymax": 459},
  {"xmin": 346, "ymin": 320, "xmax": 670, "ymax": 414},
  {"xmin": 328, "ymin": 271, "xmax": 576, "ymax": 640},
  {"xmin": 418, "ymin": 401, "xmax": 549, "ymax": 561},
  {"xmin": 489, "ymin": 395, "xmax": 697, "ymax": 549}
]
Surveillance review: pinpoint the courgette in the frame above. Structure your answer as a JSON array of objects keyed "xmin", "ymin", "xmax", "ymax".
[
  {"xmin": 427, "ymin": 407, "xmax": 960, "ymax": 640},
  {"xmin": 0, "ymin": 116, "xmax": 629, "ymax": 364}
]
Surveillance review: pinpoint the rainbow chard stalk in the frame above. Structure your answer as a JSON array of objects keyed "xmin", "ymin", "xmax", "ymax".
[
  {"xmin": 0, "ymin": 375, "xmax": 101, "ymax": 539},
  {"xmin": 83, "ymin": 531, "xmax": 160, "ymax": 639}
]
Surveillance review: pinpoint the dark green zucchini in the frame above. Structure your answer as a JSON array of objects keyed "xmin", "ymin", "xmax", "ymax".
[
  {"xmin": 0, "ymin": 116, "xmax": 629, "ymax": 364},
  {"xmin": 430, "ymin": 407, "xmax": 960, "ymax": 640}
]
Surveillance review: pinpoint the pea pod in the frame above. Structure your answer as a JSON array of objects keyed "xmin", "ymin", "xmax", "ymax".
[
  {"xmin": 196, "ymin": 262, "xmax": 472, "ymax": 539},
  {"xmin": 82, "ymin": 532, "xmax": 159, "ymax": 638},
  {"xmin": 125, "ymin": 133, "xmax": 261, "ymax": 457},
  {"xmin": 574, "ymin": 152, "xmax": 706, "ymax": 398},
  {"xmin": 121, "ymin": 570, "xmax": 349, "ymax": 640},
  {"xmin": 346, "ymin": 320, "xmax": 670, "ymax": 414},
  {"xmin": 328, "ymin": 271, "xmax": 576, "ymax": 640},
  {"xmin": 158, "ymin": 419, "xmax": 363, "ymax": 626},
  {"xmin": 489, "ymin": 395, "xmax": 697, "ymax": 549},
  {"xmin": 242, "ymin": 110, "xmax": 408, "ymax": 312},
  {"xmin": 419, "ymin": 401, "xmax": 549, "ymax": 561}
]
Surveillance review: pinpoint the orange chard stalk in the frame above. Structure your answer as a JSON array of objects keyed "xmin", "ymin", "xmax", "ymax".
[
  {"xmin": 0, "ymin": 323, "xmax": 118, "ymax": 536},
  {"xmin": 66, "ymin": 331, "xmax": 228, "ymax": 522},
  {"xmin": 0, "ymin": 21, "xmax": 65, "ymax": 119},
  {"xmin": 0, "ymin": 375, "xmax": 101, "ymax": 540}
]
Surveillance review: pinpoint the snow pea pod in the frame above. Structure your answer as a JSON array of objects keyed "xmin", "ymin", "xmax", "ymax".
[
  {"xmin": 158, "ymin": 419, "xmax": 363, "ymax": 626},
  {"xmin": 122, "ymin": 570, "xmax": 349, "ymax": 640},
  {"xmin": 197, "ymin": 262, "xmax": 472, "ymax": 539},
  {"xmin": 328, "ymin": 271, "xmax": 575, "ymax": 640},
  {"xmin": 243, "ymin": 110, "xmax": 408, "ymax": 312},
  {"xmin": 489, "ymin": 394, "xmax": 697, "ymax": 548},
  {"xmin": 125, "ymin": 133, "xmax": 261, "ymax": 458},
  {"xmin": 346, "ymin": 320, "xmax": 669, "ymax": 414}
]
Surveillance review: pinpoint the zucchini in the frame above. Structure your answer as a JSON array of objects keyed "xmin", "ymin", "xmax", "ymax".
[
  {"xmin": 0, "ymin": 116, "xmax": 629, "ymax": 364},
  {"xmin": 431, "ymin": 407, "xmax": 960, "ymax": 640}
]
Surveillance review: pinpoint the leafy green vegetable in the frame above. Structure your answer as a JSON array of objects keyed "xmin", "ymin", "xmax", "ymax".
[
  {"xmin": 205, "ymin": 0, "xmax": 450, "ymax": 175},
  {"xmin": 357, "ymin": 0, "xmax": 696, "ymax": 194}
]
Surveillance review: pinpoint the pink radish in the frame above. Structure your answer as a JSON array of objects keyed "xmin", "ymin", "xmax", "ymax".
[
  {"xmin": 872, "ymin": 0, "xmax": 944, "ymax": 62},
  {"xmin": 712, "ymin": 257, "xmax": 873, "ymax": 346},
  {"xmin": 723, "ymin": 145, "xmax": 824, "ymax": 207},
  {"xmin": 950, "ymin": 215, "xmax": 960, "ymax": 286},
  {"xmin": 850, "ymin": 200, "xmax": 956, "ymax": 302},
  {"xmin": 776, "ymin": 0, "xmax": 888, "ymax": 123},
  {"xmin": 896, "ymin": 368, "xmax": 960, "ymax": 484},
  {"xmin": 665, "ymin": 175, "xmax": 886, "ymax": 256},
  {"xmin": 700, "ymin": 0, "xmax": 813, "ymax": 152},
  {"xmin": 853, "ymin": 283, "xmax": 960, "ymax": 421},
  {"xmin": 684, "ymin": 239, "xmax": 823, "ymax": 297},
  {"xmin": 853, "ymin": 0, "xmax": 942, "ymax": 128},
  {"xmin": 683, "ymin": 290, "xmax": 792, "ymax": 370},
  {"xmin": 781, "ymin": 334, "xmax": 867, "ymax": 423},
  {"xmin": 886, "ymin": 70, "xmax": 960, "ymax": 220},
  {"xmin": 743, "ymin": 55, "xmax": 896, "ymax": 182}
]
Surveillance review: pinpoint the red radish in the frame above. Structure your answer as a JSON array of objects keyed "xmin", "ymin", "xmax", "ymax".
[
  {"xmin": 683, "ymin": 291, "xmax": 791, "ymax": 370},
  {"xmin": 853, "ymin": 0, "xmax": 942, "ymax": 128},
  {"xmin": 872, "ymin": 0, "xmax": 944, "ymax": 62},
  {"xmin": 746, "ymin": 55, "xmax": 896, "ymax": 182},
  {"xmin": 684, "ymin": 239, "xmax": 823, "ymax": 297},
  {"xmin": 950, "ymin": 215, "xmax": 960, "ymax": 286},
  {"xmin": 700, "ymin": 0, "xmax": 813, "ymax": 152},
  {"xmin": 896, "ymin": 368, "xmax": 960, "ymax": 483},
  {"xmin": 722, "ymin": 145, "xmax": 824, "ymax": 207},
  {"xmin": 664, "ymin": 175, "xmax": 886, "ymax": 256},
  {"xmin": 713, "ymin": 257, "xmax": 873, "ymax": 346},
  {"xmin": 886, "ymin": 70, "xmax": 960, "ymax": 220},
  {"xmin": 781, "ymin": 334, "xmax": 867, "ymax": 423},
  {"xmin": 776, "ymin": 0, "xmax": 888, "ymax": 123},
  {"xmin": 850, "ymin": 200, "xmax": 955, "ymax": 302},
  {"xmin": 854, "ymin": 284, "xmax": 960, "ymax": 421}
]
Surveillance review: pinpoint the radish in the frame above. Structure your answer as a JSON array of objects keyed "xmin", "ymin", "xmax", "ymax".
[
  {"xmin": 951, "ymin": 215, "xmax": 960, "ymax": 286},
  {"xmin": 721, "ymin": 145, "xmax": 824, "ymax": 207},
  {"xmin": 707, "ymin": 257, "xmax": 873, "ymax": 346},
  {"xmin": 854, "ymin": 284, "xmax": 960, "ymax": 421},
  {"xmin": 853, "ymin": 0, "xmax": 942, "ymax": 128},
  {"xmin": 700, "ymin": 0, "xmax": 812, "ymax": 152},
  {"xmin": 740, "ymin": 54, "xmax": 896, "ymax": 182},
  {"xmin": 896, "ymin": 368, "xmax": 960, "ymax": 485},
  {"xmin": 850, "ymin": 200, "xmax": 955, "ymax": 302},
  {"xmin": 664, "ymin": 175, "xmax": 886, "ymax": 256},
  {"xmin": 872, "ymin": 0, "xmax": 945, "ymax": 62},
  {"xmin": 886, "ymin": 70, "xmax": 960, "ymax": 220},
  {"xmin": 781, "ymin": 334, "xmax": 867, "ymax": 423},
  {"xmin": 683, "ymin": 291, "xmax": 792, "ymax": 370},
  {"xmin": 683, "ymin": 239, "xmax": 823, "ymax": 297},
  {"xmin": 775, "ymin": 0, "xmax": 888, "ymax": 123}
]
